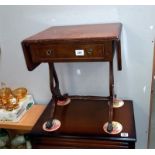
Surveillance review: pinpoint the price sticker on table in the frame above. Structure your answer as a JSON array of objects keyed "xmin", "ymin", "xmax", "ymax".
[
  {"xmin": 75, "ymin": 49, "xmax": 84, "ymax": 56},
  {"xmin": 121, "ymin": 132, "xmax": 129, "ymax": 137}
]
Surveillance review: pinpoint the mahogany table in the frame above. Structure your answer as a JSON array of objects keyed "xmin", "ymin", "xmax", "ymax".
[{"xmin": 22, "ymin": 23, "xmax": 136, "ymax": 148}]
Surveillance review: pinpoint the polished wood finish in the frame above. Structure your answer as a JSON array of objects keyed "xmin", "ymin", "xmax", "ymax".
[
  {"xmin": 22, "ymin": 23, "xmax": 122, "ymax": 131},
  {"xmin": 22, "ymin": 23, "xmax": 122, "ymax": 71},
  {"xmin": 23, "ymin": 23, "xmax": 122, "ymax": 42},
  {"xmin": 21, "ymin": 23, "xmax": 136, "ymax": 148},
  {"xmin": 31, "ymin": 137, "xmax": 135, "ymax": 149},
  {"xmin": 29, "ymin": 98, "xmax": 136, "ymax": 149},
  {"xmin": 0, "ymin": 104, "xmax": 46, "ymax": 131},
  {"xmin": 30, "ymin": 42, "xmax": 113, "ymax": 63}
]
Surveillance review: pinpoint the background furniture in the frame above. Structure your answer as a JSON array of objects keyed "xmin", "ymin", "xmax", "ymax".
[{"xmin": 0, "ymin": 104, "xmax": 46, "ymax": 132}]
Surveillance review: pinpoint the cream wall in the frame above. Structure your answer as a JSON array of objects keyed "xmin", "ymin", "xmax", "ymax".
[{"xmin": 0, "ymin": 6, "xmax": 154, "ymax": 148}]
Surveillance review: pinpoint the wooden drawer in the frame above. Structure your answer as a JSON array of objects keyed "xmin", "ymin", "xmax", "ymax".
[
  {"xmin": 30, "ymin": 41, "xmax": 113, "ymax": 63},
  {"xmin": 30, "ymin": 136, "xmax": 133, "ymax": 149}
]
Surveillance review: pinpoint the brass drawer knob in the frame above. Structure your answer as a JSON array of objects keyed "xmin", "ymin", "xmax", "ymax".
[
  {"xmin": 46, "ymin": 50, "xmax": 53, "ymax": 56},
  {"xmin": 87, "ymin": 48, "xmax": 93, "ymax": 55}
]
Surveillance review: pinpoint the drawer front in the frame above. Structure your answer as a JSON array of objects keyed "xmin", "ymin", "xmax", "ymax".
[
  {"xmin": 31, "ymin": 137, "xmax": 131, "ymax": 149},
  {"xmin": 30, "ymin": 42, "xmax": 113, "ymax": 63}
]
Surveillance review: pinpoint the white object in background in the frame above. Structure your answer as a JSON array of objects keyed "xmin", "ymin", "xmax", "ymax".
[
  {"xmin": 26, "ymin": 140, "xmax": 32, "ymax": 149},
  {"xmin": 0, "ymin": 95, "xmax": 34, "ymax": 122}
]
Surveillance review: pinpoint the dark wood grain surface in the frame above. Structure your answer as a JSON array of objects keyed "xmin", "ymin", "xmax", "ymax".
[
  {"xmin": 21, "ymin": 23, "xmax": 136, "ymax": 148},
  {"xmin": 30, "ymin": 41, "xmax": 113, "ymax": 63},
  {"xmin": 21, "ymin": 23, "xmax": 122, "ymax": 71},
  {"xmin": 23, "ymin": 23, "xmax": 122, "ymax": 42},
  {"xmin": 30, "ymin": 97, "xmax": 136, "ymax": 142},
  {"xmin": 29, "ymin": 97, "xmax": 136, "ymax": 148}
]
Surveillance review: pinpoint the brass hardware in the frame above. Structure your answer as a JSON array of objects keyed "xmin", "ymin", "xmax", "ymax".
[
  {"xmin": 46, "ymin": 50, "xmax": 53, "ymax": 56},
  {"xmin": 87, "ymin": 48, "xmax": 93, "ymax": 55}
]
